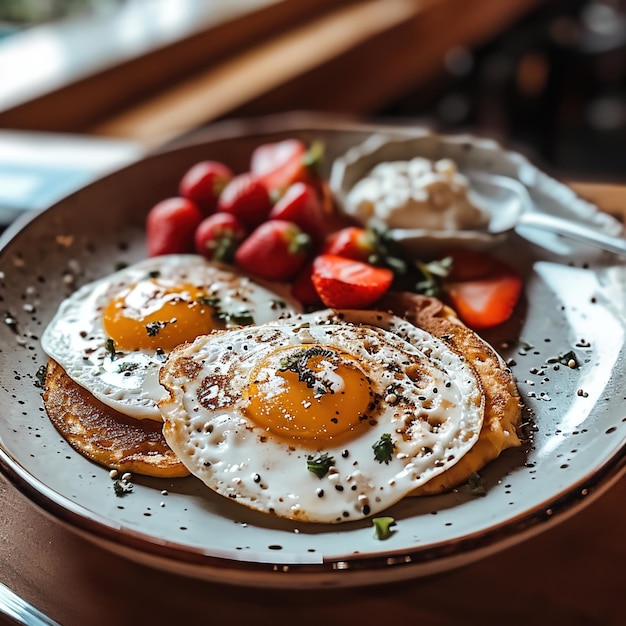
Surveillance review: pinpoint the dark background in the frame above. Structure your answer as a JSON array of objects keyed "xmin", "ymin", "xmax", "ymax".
[{"xmin": 381, "ymin": 0, "xmax": 626, "ymax": 183}]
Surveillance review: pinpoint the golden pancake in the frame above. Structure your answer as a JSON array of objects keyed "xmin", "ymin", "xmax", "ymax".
[
  {"xmin": 377, "ymin": 292, "xmax": 522, "ymax": 495},
  {"xmin": 42, "ymin": 359, "xmax": 189, "ymax": 478}
]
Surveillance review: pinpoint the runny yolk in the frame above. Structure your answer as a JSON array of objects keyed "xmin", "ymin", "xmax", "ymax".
[
  {"xmin": 102, "ymin": 280, "xmax": 220, "ymax": 351},
  {"xmin": 243, "ymin": 345, "xmax": 371, "ymax": 440}
]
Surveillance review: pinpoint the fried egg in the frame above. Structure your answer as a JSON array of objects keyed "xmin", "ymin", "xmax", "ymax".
[
  {"xmin": 41, "ymin": 255, "xmax": 300, "ymax": 422},
  {"xmin": 158, "ymin": 309, "xmax": 485, "ymax": 523}
]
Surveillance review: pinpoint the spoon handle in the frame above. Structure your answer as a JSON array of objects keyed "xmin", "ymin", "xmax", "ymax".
[{"xmin": 518, "ymin": 212, "xmax": 626, "ymax": 258}]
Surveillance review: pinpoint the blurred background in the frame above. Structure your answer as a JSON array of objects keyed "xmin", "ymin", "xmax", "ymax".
[{"xmin": 0, "ymin": 0, "xmax": 624, "ymax": 215}]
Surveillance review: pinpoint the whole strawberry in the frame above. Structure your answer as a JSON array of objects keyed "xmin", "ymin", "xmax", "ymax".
[
  {"xmin": 235, "ymin": 220, "xmax": 311, "ymax": 282},
  {"xmin": 194, "ymin": 212, "xmax": 247, "ymax": 262},
  {"xmin": 146, "ymin": 197, "xmax": 203, "ymax": 257},
  {"xmin": 217, "ymin": 172, "xmax": 272, "ymax": 228},
  {"xmin": 179, "ymin": 160, "xmax": 233, "ymax": 215}
]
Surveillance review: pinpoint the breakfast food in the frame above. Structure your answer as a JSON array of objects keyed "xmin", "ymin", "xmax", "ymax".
[
  {"xmin": 158, "ymin": 309, "xmax": 487, "ymax": 523},
  {"xmin": 342, "ymin": 157, "xmax": 489, "ymax": 232},
  {"xmin": 377, "ymin": 292, "xmax": 522, "ymax": 495},
  {"xmin": 41, "ymin": 254, "xmax": 301, "ymax": 475},
  {"xmin": 43, "ymin": 359, "xmax": 188, "ymax": 477},
  {"xmin": 39, "ymin": 134, "xmax": 525, "ymax": 520}
]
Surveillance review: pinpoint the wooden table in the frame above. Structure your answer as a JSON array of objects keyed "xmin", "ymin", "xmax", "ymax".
[{"xmin": 1, "ymin": 180, "xmax": 625, "ymax": 626}]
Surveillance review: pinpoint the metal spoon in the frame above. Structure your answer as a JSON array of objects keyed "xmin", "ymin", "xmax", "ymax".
[{"xmin": 468, "ymin": 172, "xmax": 626, "ymax": 257}]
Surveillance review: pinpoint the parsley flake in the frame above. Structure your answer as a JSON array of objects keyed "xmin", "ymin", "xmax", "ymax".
[
  {"xmin": 372, "ymin": 433, "xmax": 395, "ymax": 464},
  {"xmin": 145, "ymin": 320, "xmax": 169, "ymax": 337},
  {"xmin": 105, "ymin": 338, "xmax": 120, "ymax": 360},
  {"xmin": 372, "ymin": 516, "xmax": 396, "ymax": 540},
  {"xmin": 35, "ymin": 364, "xmax": 47, "ymax": 388},
  {"xmin": 468, "ymin": 472, "xmax": 486, "ymax": 497},
  {"xmin": 306, "ymin": 452, "xmax": 335, "ymax": 479},
  {"xmin": 113, "ymin": 479, "xmax": 134, "ymax": 497}
]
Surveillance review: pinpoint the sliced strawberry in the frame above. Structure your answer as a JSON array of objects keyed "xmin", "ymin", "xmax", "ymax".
[
  {"xmin": 251, "ymin": 139, "xmax": 322, "ymax": 199},
  {"xmin": 179, "ymin": 160, "xmax": 233, "ymax": 215},
  {"xmin": 146, "ymin": 197, "xmax": 203, "ymax": 257},
  {"xmin": 444, "ymin": 270, "xmax": 523, "ymax": 329},
  {"xmin": 311, "ymin": 254, "xmax": 394, "ymax": 309},
  {"xmin": 234, "ymin": 220, "xmax": 311, "ymax": 282},
  {"xmin": 268, "ymin": 182, "xmax": 327, "ymax": 242},
  {"xmin": 291, "ymin": 260, "xmax": 322, "ymax": 306},
  {"xmin": 323, "ymin": 226, "xmax": 375, "ymax": 263},
  {"xmin": 217, "ymin": 172, "xmax": 272, "ymax": 228},
  {"xmin": 194, "ymin": 212, "xmax": 247, "ymax": 262}
]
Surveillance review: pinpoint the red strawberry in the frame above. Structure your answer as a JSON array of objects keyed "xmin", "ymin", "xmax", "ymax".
[
  {"xmin": 179, "ymin": 160, "xmax": 233, "ymax": 215},
  {"xmin": 444, "ymin": 267, "xmax": 522, "ymax": 329},
  {"xmin": 446, "ymin": 247, "xmax": 504, "ymax": 281},
  {"xmin": 291, "ymin": 261, "xmax": 322, "ymax": 306},
  {"xmin": 217, "ymin": 172, "xmax": 272, "ymax": 228},
  {"xmin": 146, "ymin": 197, "xmax": 203, "ymax": 257},
  {"xmin": 311, "ymin": 254, "xmax": 394, "ymax": 308},
  {"xmin": 437, "ymin": 247, "xmax": 523, "ymax": 329},
  {"xmin": 194, "ymin": 212, "xmax": 247, "ymax": 262},
  {"xmin": 250, "ymin": 139, "xmax": 322, "ymax": 199},
  {"xmin": 234, "ymin": 220, "xmax": 311, "ymax": 282},
  {"xmin": 323, "ymin": 226, "xmax": 375, "ymax": 262},
  {"xmin": 268, "ymin": 182, "xmax": 327, "ymax": 241}
]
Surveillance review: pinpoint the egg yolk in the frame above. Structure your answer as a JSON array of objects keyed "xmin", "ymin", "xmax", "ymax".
[
  {"xmin": 103, "ymin": 280, "xmax": 221, "ymax": 351},
  {"xmin": 243, "ymin": 345, "xmax": 371, "ymax": 440}
]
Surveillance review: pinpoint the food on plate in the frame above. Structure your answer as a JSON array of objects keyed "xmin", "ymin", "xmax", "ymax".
[
  {"xmin": 311, "ymin": 254, "xmax": 394, "ymax": 309},
  {"xmin": 146, "ymin": 197, "xmax": 203, "ymax": 257},
  {"xmin": 217, "ymin": 172, "xmax": 272, "ymax": 228},
  {"xmin": 234, "ymin": 219, "xmax": 312, "ymax": 281},
  {"xmin": 179, "ymin": 160, "xmax": 234, "ymax": 215},
  {"xmin": 43, "ymin": 359, "xmax": 188, "ymax": 477},
  {"xmin": 341, "ymin": 157, "xmax": 490, "ymax": 232},
  {"xmin": 376, "ymin": 291, "xmax": 522, "ymax": 495},
  {"xmin": 442, "ymin": 248, "xmax": 523, "ymax": 330},
  {"xmin": 250, "ymin": 138, "xmax": 323, "ymax": 198},
  {"xmin": 158, "ymin": 309, "xmax": 487, "ymax": 523},
  {"xmin": 40, "ymin": 255, "xmax": 300, "ymax": 475},
  {"xmin": 194, "ymin": 212, "xmax": 247, "ymax": 262}
]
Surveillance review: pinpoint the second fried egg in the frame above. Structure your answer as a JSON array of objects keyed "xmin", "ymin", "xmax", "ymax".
[
  {"xmin": 158, "ymin": 309, "xmax": 485, "ymax": 523},
  {"xmin": 41, "ymin": 255, "xmax": 300, "ymax": 421}
]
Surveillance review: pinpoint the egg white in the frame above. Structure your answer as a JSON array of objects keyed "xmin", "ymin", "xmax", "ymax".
[
  {"xmin": 159, "ymin": 309, "xmax": 485, "ymax": 523},
  {"xmin": 41, "ymin": 255, "xmax": 300, "ymax": 421}
]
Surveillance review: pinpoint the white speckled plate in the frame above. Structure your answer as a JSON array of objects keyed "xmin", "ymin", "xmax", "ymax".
[{"xmin": 0, "ymin": 114, "xmax": 625, "ymax": 588}]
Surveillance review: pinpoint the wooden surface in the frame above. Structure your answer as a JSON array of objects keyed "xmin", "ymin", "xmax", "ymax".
[
  {"xmin": 0, "ymin": 180, "xmax": 624, "ymax": 625},
  {"xmin": 0, "ymin": 0, "xmax": 539, "ymax": 148}
]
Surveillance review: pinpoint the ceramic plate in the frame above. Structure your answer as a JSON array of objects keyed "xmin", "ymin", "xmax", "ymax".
[{"xmin": 1, "ymin": 114, "xmax": 625, "ymax": 588}]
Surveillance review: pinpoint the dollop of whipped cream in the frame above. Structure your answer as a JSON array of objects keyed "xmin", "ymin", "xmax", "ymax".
[{"xmin": 344, "ymin": 157, "xmax": 489, "ymax": 231}]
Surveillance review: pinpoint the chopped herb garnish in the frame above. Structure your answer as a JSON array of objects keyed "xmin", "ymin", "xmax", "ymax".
[
  {"xmin": 306, "ymin": 452, "xmax": 335, "ymax": 479},
  {"xmin": 220, "ymin": 310, "xmax": 254, "ymax": 326},
  {"xmin": 147, "ymin": 270, "xmax": 160, "ymax": 279},
  {"xmin": 372, "ymin": 516, "xmax": 396, "ymax": 540},
  {"xmin": 468, "ymin": 472, "xmax": 486, "ymax": 497},
  {"xmin": 202, "ymin": 295, "xmax": 255, "ymax": 327},
  {"xmin": 271, "ymin": 298, "xmax": 287, "ymax": 309},
  {"xmin": 145, "ymin": 320, "xmax": 169, "ymax": 337},
  {"xmin": 279, "ymin": 346, "xmax": 336, "ymax": 396},
  {"xmin": 113, "ymin": 479, "xmax": 134, "ymax": 497},
  {"xmin": 117, "ymin": 362, "xmax": 139, "ymax": 373},
  {"xmin": 35, "ymin": 364, "xmax": 47, "ymax": 388},
  {"xmin": 414, "ymin": 256, "xmax": 453, "ymax": 297},
  {"xmin": 547, "ymin": 350, "xmax": 580, "ymax": 369},
  {"xmin": 105, "ymin": 338, "xmax": 120, "ymax": 359},
  {"xmin": 372, "ymin": 433, "xmax": 395, "ymax": 464}
]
